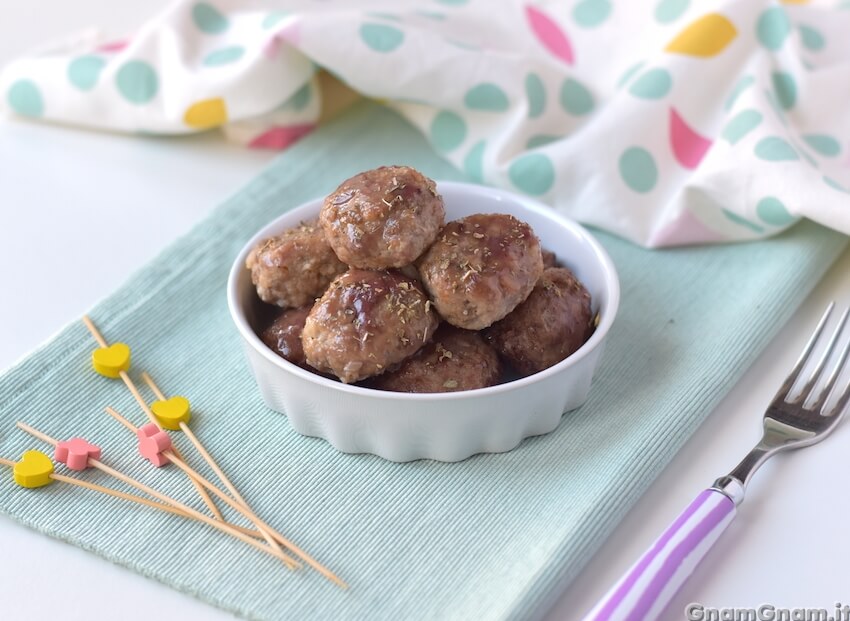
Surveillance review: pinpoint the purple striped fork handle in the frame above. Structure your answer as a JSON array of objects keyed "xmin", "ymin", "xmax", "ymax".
[{"xmin": 581, "ymin": 489, "xmax": 736, "ymax": 621}]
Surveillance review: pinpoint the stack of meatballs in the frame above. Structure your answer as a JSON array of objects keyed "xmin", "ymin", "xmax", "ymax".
[{"xmin": 247, "ymin": 166, "xmax": 594, "ymax": 393}]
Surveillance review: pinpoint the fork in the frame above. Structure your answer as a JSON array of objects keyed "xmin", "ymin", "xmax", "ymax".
[{"xmin": 581, "ymin": 303, "xmax": 850, "ymax": 621}]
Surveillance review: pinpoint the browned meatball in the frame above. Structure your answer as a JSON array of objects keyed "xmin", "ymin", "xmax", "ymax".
[
  {"xmin": 260, "ymin": 305, "xmax": 312, "ymax": 368},
  {"xmin": 319, "ymin": 166, "xmax": 445, "ymax": 269},
  {"xmin": 485, "ymin": 267, "xmax": 593, "ymax": 375},
  {"xmin": 246, "ymin": 220, "xmax": 347, "ymax": 309},
  {"xmin": 417, "ymin": 214, "xmax": 544, "ymax": 330},
  {"xmin": 368, "ymin": 325, "xmax": 501, "ymax": 393},
  {"xmin": 542, "ymin": 249, "xmax": 558, "ymax": 269},
  {"xmin": 301, "ymin": 269, "xmax": 440, "ymax": 383}
]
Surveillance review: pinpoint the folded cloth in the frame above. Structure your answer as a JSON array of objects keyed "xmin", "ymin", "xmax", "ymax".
[
  {"xmin": 3, "ymin": 1, "xmax": 850, "ymax": 246},
  {"xmin": 0, "ymin": 102, "xmax": 846, "ymax": 621}
]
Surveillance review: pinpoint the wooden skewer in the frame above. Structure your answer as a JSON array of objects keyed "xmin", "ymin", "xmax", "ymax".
[
  {"xmin": 79, "ymin": 317, "xmax": 346, "ymax": 588},
  {"xmin": 81, "ymin": 315, "xmax": 223, "ymax": 521},
  {"xmin": 107, "ymin": 405, "xmax": 347, "ymax": 589},
  {"xmin": 14, "ymin": 422, "xmax": 299, "ymax": 569},
  {"xmin": 0, "ymin": 456, "xmax": 268, "ymax": 540},
  {"xmin": 105, "ymin": 396, "xmax": 284, "ymax": 561},
  {"xmin": 140, "ymin": 372, "xmax": 284, "ymax": 554},
  {"xmin": 104, "ymin": 408, "xmax": 344, "ymax": 589},
  {"xmin": 141, "ymin": 374, "xmax": 264, "ymax": 520}
]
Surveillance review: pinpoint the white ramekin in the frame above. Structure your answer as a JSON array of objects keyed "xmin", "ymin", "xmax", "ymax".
[{"xmin": 228, "ymin": 181, "xmax": 620, "ymax": 462}]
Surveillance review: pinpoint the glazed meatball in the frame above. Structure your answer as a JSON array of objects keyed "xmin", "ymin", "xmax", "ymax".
[
  {"xmin": 485, "ymin": 267, "xmax": 593, "ymax": 375},
  {"xmin": 417, "ymin": 213, "xmax": 544, "ymax": 330},
  {"xmin": 260, "ymin": 305, "xmax": 312, "ymax": 368},
  {"xmin": 542, "ymin": 249, "xmax": 558, "ymax": 269},
  {"xmin": 302, "ymin": 269, "xmax": 440, "ymax": 383},
  {"xmin": 246, "ymin": 220, "xmax": 347, "ymax": 309},
  {"xmin": 320, "ymin": 166, "xmax": 445, "ymax": 269},
  {"xmin": 368, "ymin": 325, "xmax": 501, "ymax": 393}
]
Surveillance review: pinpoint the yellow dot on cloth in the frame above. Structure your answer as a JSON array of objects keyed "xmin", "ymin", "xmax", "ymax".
[
  {"xmin": 665, "ymin": 13, "xmax": 737, "ymax": 57},
  {"xmin": 780, "ymin": 0, "xmax": 809, "ymax": 4},
  {"xmin": 183, "ymin": 97, "xmax": 228, "ymax": 128}
]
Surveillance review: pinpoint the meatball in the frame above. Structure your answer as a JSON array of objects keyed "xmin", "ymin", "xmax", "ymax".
[
  {"xmin": 542, "ymin": 249, "xmax": 558, "ymax": 269},
  {"xmin": 485, "ymin": 267, "xmax": 593, "ymax": 375},
  {"xmin": 259, "ymin": 305, "xmax": 312, "ymax": 368},
  {"xmin": 301, "ymin": 269, "xmax": 440, "ymax": 383},
  {"xmin": 246, "ymin": 220, "xmax": 347, "ymax": 309},
  {"xmin": 320, "ymin": 166, "xmax": 445, "ymax": 269},
  {"xmin": 368, "ymin": 325, "xmax": 501, "ymax": 393},
  {"xmin": 417, "ymin": 213, "xmax": 544, "ymax": 330}
]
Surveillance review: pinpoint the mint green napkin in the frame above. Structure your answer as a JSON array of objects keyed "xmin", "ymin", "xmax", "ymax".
[{"xmin": 0, "ymin": 102, "xmax": 846, "ymax": 621}]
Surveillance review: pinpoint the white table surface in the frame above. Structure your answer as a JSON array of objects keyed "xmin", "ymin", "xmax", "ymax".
[{"xmin": 2, "ymin": 4, "xmax": 850, "ymax": 620}]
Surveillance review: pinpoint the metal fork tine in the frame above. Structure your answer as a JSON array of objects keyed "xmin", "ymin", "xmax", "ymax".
[
  {"xmin": 777, "ymin": 302, "xmax": 835, "ymax": 401},
  {"xmin": 798, "ymin": 306, "xmax": 849, "ymax": 406},
  {"xmin": 832, "ymin": 376, "xmax": 850, "ymax": 420},
  {"xmin": 812, "ymin": 312, "xmax": 850, "ymax": 414}
]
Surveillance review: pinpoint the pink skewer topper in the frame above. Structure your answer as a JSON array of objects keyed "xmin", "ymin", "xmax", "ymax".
[
  {"xmin": 136, "ymin": 423, "xmax": 171, "ymax": 467},
  {"xmin": 55, "ymin": 438, "xmax": 102, "ymax": 471}
]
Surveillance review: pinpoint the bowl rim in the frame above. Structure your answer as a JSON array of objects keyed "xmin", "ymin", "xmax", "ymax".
[{"xmin": 227, "ymin": 180, "xmax": 620, "ymax": 402}]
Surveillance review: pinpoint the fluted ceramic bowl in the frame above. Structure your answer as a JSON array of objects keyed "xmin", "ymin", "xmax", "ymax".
[{"xmin": 228, "ymin": 181, "xmax": 619, "ymax": 462}]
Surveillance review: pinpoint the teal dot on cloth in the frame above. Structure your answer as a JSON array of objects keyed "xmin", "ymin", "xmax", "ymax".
[
  {"xmin": 756, "ymin": 7, "xmax": 791, "ymax": 51},
  {"xmin": 754, "ymin": 136, "xmax": 798, "ymax": 161},
  {"xmin": 192, "ymin": 3, "xmax": 230, "ymax": 34},
  {"xmin": 509, "ymin": 153, "xmax": 556, "ymax": 196},
  {"xmin": 802, "ymin": 134, "xmax": 840, "ymax": 157},
  {"xmin": 359, "ymin": 23, "xmax": 405, "ymax": 52},
  {"xmin": 446, "ymin": 38, "xmax": 478, "ymax": 50},
  {"xmin": 430, "ymin": 111, "xmax": 467, "ymax": 152},
  {"xmin": 417, "ymin": 10, "xmax": 446, "ymax": 20},
  {"xmin": 798, "ymin": 147, "xmax": 819, "ymax": 168},
  {"xmin": 463, "ymin": 141, "xmax": 486, "ymax": 183},
  {"xmin": 824, "ymin": 176, "xmax": 850, "ymax": 194},
  {"xmin": 366, "ymin": 12, "xmax": 401, "ymax": 22},
  {"xmin": 560, "ymin": 78, "xmax": 594, "ymax": 116},
  {"xmin": 763, "ymin": 88, "xmax": 788, "ymax": 127},
  {"xmin": 527, "ymin": 134, "xmax": 560, "ymax": 149},
  {"xmin": 572, "ymin": 0, "xmax": 612, "ymax": 28},
  {"xmin": 262, "ymin": 11, "xmax": 291, "ymax": 29},
  {"xmin": 756, "ymin": 196, "xmax": 795, "ymax": 226},
  {"xmin": 654, "ymin": 0, "xmax": 689, "ymax": 24},
  {"xmin": 617, "ymin": 61, "xmax": 645, "ymax": 88},
  {"xmin": 799, "ymin": 24, "xmax": 825, "ymax": 51},
  {"xmin": 619, "ymin": 147, "xmax": 658, "ymax": 194},
  {"xmin": 115, "ymin": 60, "xmax": 158, "ymax": 104},
  {"xmin": 287, "ymin": 82, "xmax": 311, "ymax": 111},
  {"xmin": 724, "ymin": 75, "xmax": 754, "ymax": 111},
  {"xmin": 464, "ymin": 83, "xmax": 509, "ymax": 112},
  {"xmin": 6, "ymin": 80, "xmax": 43, "ymax": 117},
  {"xmin": 721, "ymin": 109, "xmax": 763, "ymax": 145},
  {"xmin": 67, "ymin": 56, "xmax": 106, "ymax": 91},
  {"xmin": 771, "ymin": 71, "xmax": 796, "ymax": 110},
  {"xmin": 202, "ymin": 46, "xmax": 245, "ymax": 67},
  {"xmin": 525, "ymin": 73, "xmax": 546, "ymax": 119},
  {"xmin": 628, "ymin": 68, "xmax": 672, "ymax": 100},
  {"xmin": 722, "ymin": 209, "xmax": 765, "ymax": 234}
]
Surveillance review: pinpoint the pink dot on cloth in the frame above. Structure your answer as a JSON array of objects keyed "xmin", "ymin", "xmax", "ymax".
[
  {"xmin": 96, "ymin": 40, "xmax": 129, "ymax": 53},
  {"xmin": 670, "ymin": 107, "xmax": 713, "ymax": 169},
  {"xmin": 248, "ymin": 124, "xmax": 315, "ymax": 150},
  {"xmin": 525, "ymin": 5, "xmax": 574, "ymax": 65},
  {"xmin": 649, "ymin": 209, "xmax": 726, "ymax": 247},
  {"xmin": 264, "ymin": 24, "xmax": 300, "ymax": 59}
]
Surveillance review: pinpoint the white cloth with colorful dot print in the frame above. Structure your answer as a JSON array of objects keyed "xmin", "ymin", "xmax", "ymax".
[{"xmin": 3, "ymin": 0, "xmax": 849, "ymax": 247}]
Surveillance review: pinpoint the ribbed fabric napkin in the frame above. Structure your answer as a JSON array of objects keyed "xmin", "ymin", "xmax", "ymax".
[{"xmin": 0, "ymin": 102, "xmax": 846, "ymax": 621}]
